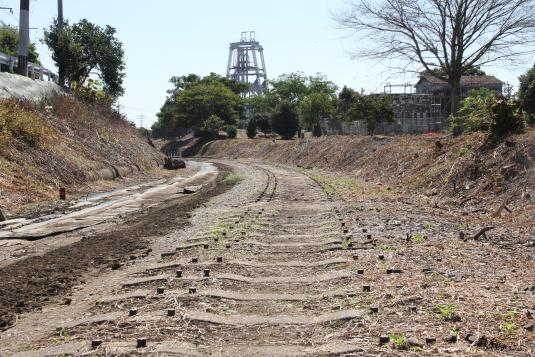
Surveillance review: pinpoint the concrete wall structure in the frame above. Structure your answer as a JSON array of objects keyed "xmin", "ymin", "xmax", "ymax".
[{"xmin": 0, "ymin": 72, "xmax": 61, "ymax": 100}]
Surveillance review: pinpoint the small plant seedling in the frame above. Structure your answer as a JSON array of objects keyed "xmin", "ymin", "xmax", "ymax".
[
  {"xmin": 211, "ymin": 223, "xmax": 231, "ymax": 240},
  {"xmin": 458, "ymin": 147, "xmax": 469, "ymax": 157},
  {"xmin": 435, "ymin": 304, "xmax": 455, "ymax": 319},
  {"xmin": 423, "ymin": 222, "xmax": 435, "ymax": 230},
  {"xmin": 389, "ymin": 333, "xmax": 406, "ymax": 349},
  {"xmin": 341, "ymin": 239, "xmax": 352, "ymax": 250},
  {"xmin": 506, "ymin": 309, "xmax": 519, "ymax": 319},
  {"xmin": 380, "ymin": 245, "xmax": 394, "ymax": 252},
  {"xmin": 499, "ymin": 322, "xmax": 518, "ymax": 333},
  {"xmin": 411, "ymin": 233, "xmax": 427, "ymax": 244}
]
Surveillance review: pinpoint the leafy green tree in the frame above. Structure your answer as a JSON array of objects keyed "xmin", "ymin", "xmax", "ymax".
[
  {"xmin": 246, "ymin": 118, "xmax": 257, "ymax": 138},
  {"xmin": 200, "ymin": 73, "xmax": 249, "ymax": 95},
  {"xmin": 174, "ymin": 82, "xmax": 240, "ymax": 128},
  {"xmin": 0, "ymin": 23, "xmax": 40, "ymax": 64},
  {"xmin": 269, "ymin": 72, "xmax": 337, "ymax": 105},
  {"xmin": 519, "ymin": 65, "xmax": 535, "ymax": 122},
  {"xmin": 421, "ymin": 65, "xmax": 486, "ymax": 77},
  {"xmin": 246, "ymin": 93, "xmax": 278, "ymax": 114},
  {"xmin": 271, "ymin": 101, "xmax": 299, "ymax": 139},
  {"xmin": 254, "ymin": 112, "xmax": 271, "ymax": 133},
  {"xmin": 358, "ymin": 95, "xmax": 394, "ymax": 135},
  {"xmin": 336, "ymin": 87, "xmax": 394, "ymax": 135},
  {"xmin": 197, "ymin": 114, "xmax": 225, "ymax": 139},
  {"xmin": 153, "ymin": 77, "xmax": 242, "ymax": 138},
  {"xmin": 43, "ymin": 19, "xmax": 125, "ymax": 98},
  {"xmin": 270, "ymin": 72, "xmax": 310, "ymax": 104},
  {"xmin": 299, "ymin": 92, "xmax": 335, "ymax": 129},
  {"xmin": 336, "ymin": 86, "xmax": 358, "ymax": 122},
  {"xmin": 166, "ymin": 74, "xmax": 201, "ymax": 97}
]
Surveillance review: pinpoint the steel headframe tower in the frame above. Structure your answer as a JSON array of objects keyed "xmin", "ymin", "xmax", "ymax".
[
  {"xmin": 17, "ymin": 0, "xmax": 30, "ymax": 76},
  {"xmin": 227, "ymin": 31, "xmax": 267, "ymax": 97}
]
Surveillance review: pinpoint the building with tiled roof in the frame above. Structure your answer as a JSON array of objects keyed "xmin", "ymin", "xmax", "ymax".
[{"xmin": 415, "ymin": 74, "xmax": 503, "ymax": 97}]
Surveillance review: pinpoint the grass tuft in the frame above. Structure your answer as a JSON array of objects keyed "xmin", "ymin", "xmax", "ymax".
[{"xmin": 223, "ymin": 171, "xmax": 243, "ymax": 185}]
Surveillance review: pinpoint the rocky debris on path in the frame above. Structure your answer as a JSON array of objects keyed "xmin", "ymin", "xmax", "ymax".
[
  {"xmin": 183, "ymin": 185, "xmax": 203, "ymax": 194},
  {"xmin": 164, "ymin": 157, "xmax": 186, "ymax": 170},
  {"xmin": 0, "ymin": 162, "xmax": 533, "ymax": 356}
]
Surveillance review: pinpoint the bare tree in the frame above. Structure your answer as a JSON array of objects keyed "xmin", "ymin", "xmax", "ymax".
[{"xmin": 335, "ymin": 0, "xmax": 535, "ymax": 131}]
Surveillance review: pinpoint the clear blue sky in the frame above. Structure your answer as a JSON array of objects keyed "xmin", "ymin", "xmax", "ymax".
[{"xmin": 0, "ymin": 0, "xmax": 531, "ymax": 127}]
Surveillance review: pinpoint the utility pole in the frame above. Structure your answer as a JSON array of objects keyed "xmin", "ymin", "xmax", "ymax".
[
  {"xmin": 58, "ymin": 0, "xmax": 64, "ymax": 29},
  {"xmin": 17, "ymin": 0, "xmax": 30, "ymax": 76}
]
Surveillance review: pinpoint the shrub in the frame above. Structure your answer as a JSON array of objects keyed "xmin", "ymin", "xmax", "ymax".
[
  {"xmin": 271, "ymin": 101, "xmax": 299, "ymax": 139},
  {"xmin": 196, "ymin": 114, "xmax": 224, "ymax": 140},
  {"xmin": 0, "ymin": 100, "xmax": 51, "ymax": 149},
  {"xmin": 246, "ymin": 118, "xmax": 257, "ymax": 139},
  {"xmin": 223, "ymin": 171, "xmax": 242, "ymax": 185},
  {"xmin": 452, "ymin": 89, "xmax": 526, "ymax": 137},
  {"xmin": 254, "ymin": 113, "xmax": 271, "ymax": 133},
  {"xmin": 452, "ymin": 88, "xmax": 495, "ymax": 132},
  {"xmin": 312, "ymin": 123, "xmax": 322, "ymax": 137},
  {"xmin": 518, "ymin": 65, "xmax": 535, "ymax": 120},
  {"xmin": 226, "ymin": 125, "xmax": 237, "ymax": 139},
  {"xmin": 72, "ymin": 79, "xmax": 112, "ymax": 105},
  {"xmin": 488, "ymin": 97, "xmax": 526, "ymax": 137}
]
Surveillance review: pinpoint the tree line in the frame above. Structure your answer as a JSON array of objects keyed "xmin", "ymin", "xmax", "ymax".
[{"xmin": 151, "ymin": 71, "xmax": 396, "ymax": 139}]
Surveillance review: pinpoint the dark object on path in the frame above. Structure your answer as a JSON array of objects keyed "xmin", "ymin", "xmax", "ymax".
[
  {"xmin": 164, "ymin": 157, "xmax": 186, "ymax": 170},
  {"xmin": 0, "ymin": 208, "xmax": 6, "ymax": 222}
]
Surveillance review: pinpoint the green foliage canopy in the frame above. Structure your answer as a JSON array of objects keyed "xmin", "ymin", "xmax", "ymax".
[
  {"xmin": 453, "ymin": 88, "xmax": 526, "ymax": 137},
  {"xmin": 0, "ymin": 23, "xmax": 39, "ymax": 64},
  {"xmin": 43, "ymin": 19, "xmax": 125, "ymax": 98},
  {"xmin": 152, "ymin": 74, "xmax": 244, "ymax": 138},
  {"xmin": 246, "ymin": 118, "xmax": 257, "ymax": 139},
  {"xmin": 271, "ymin": 101, "xmax": 299, "ymax": 139},
  {"xmin": 197, "ymin": 114, "xmax": 225, "ymax": 139},
  {"xmin": 519, "ymin": 65, "xmax": 535, "ymax": 119},
  {"xmin": 336, "ymin": 86, "xmax": 395, "ymax": 134},
  {"xmin": 299, "ymin": 92, "xmax": 335, "ymax": 129}
]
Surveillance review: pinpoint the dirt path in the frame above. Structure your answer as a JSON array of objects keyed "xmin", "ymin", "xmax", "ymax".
[{"xmin": 0, "ymin": 161, "xmax": 533, "ymax": 356}]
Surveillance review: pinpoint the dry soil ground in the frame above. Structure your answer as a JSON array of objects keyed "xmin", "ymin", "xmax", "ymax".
[{"xmin": 0, "ymin": 160, "xmax": 533, "ymax": 356}]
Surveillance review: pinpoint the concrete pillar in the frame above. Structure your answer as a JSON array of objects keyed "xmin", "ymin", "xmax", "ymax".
[{"xmin": 17, "ymin": 0, "xmax": 29, "ymax": 76}]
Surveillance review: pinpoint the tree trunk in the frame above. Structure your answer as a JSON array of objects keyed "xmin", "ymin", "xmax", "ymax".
[
  {"xmin": 450, "ymin": 76, "xmax": 462, "ymax": 136},
  {"xmin": 58, "ymin": 67, "xmax": 66, "ymax": 88}
]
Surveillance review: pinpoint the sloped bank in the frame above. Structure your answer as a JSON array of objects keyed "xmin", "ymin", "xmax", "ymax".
[
  {"xmin": 0, "ymin": 95, "xmax": 164, "ymax": 211},
  {"xmin": 199, "ymin": 132, "xmax": 535, "ymax": 209}
]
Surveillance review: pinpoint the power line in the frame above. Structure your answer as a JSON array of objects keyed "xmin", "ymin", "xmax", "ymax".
[
  {"xmin": 0, "ymin": 1, "xmax": 18, "ymax": 21},
  {"xmin": 119, "ymin": 104, "xmax": 158, "ymax": 114}
]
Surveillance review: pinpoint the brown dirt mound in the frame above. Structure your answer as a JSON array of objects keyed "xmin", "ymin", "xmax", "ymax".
[
  {"xmin": 199, "ymin": 130, "xmax": 535, "ymax": 211},
  {"xmin": 0, "ymin": 95, "xmax": 164, "ymax": 211}
]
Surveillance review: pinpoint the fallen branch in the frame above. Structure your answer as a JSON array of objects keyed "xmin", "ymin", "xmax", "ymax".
[{"xmin": 472, "ymin": 227, "xmax": 495, "ymax": 241}]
